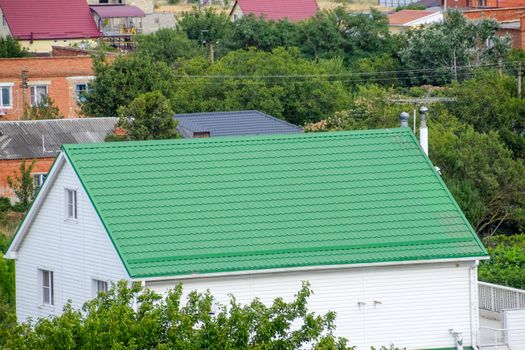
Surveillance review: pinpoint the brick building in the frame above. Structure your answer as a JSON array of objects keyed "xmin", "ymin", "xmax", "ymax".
[
  {"xmin": 463, "ymin": 7, "xmax": 525, "ymax": 50},
  {"xmin": 445, "ymin": 0, "xmax": 525, "ymax": 9},
  {"xmin": 0, "ymin": 118, "xmax": 117, "ymax": 200},
  {"xmin": 0, "ymin": 56, "xmax": 95, "ymax": 121}
]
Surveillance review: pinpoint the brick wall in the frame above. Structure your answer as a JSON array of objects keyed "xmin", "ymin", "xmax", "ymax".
[
  {"xmin": 0, "ymin": 158, "xmax": 55, "ymax": 200},
  {"xmin": 0, "ymin": 56, "xmax": 94, "ymax": 120}
]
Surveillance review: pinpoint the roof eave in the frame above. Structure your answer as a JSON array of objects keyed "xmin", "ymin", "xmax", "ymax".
[{"xmin": 134, "ymin": 256, "xmax": 489, "ymax": 282}]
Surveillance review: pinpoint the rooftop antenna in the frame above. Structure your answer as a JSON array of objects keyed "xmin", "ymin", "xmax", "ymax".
[{"xmin": 388, "ymin": 97, "xmax": 456, "ymax": 132}]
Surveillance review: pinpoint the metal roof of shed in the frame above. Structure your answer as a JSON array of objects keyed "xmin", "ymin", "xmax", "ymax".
[
  {"xmin": 174, "ymin": 110, "xmax": 303, "ymax": 138},
  {"xmin": 90, "ymin": 5, "xmax": 145, "ymax": 18},
  {"xmin": 0, "ymin": 118, "xmax": 117, "ymax": 160},
  {"xmin": 59, "ymin": 128, "xmax": 487, "ymax": 279}
]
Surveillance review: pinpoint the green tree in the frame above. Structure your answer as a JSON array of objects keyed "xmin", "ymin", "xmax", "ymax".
[
  {"xmin": 81, "ymin": 54, "xmax": 176, "ymax": 118},
  {"xmin": 1, "ymin": 282, "xmax": 352, "ymax": 349},
  {"xmin": 171, "ymin": 48, "xmax": 351, "ymax": 125},
  {"xmin": 0, "ymin": 36, "xmax": 28, "ymax": 58},
  {"xmin": 398, "ymin": 10, "xmax": 511, "ymax": 85},
  {"xmin": 230, "ymin": 15, "xmax": 300, "ymax": 51},
  {"xmin": 179, "ymin": 8, "xmax": 233, "ymax": 59},
  {"xmin": 117, "ymin": 91, "xmax": 178, "ymax": 140},
  {"xmin": 430, "ymin": 116, "xmax": 525, "ymax": 236},
  {"xmin": 25, "ymin": 95, "xmax": 63, "ymax": 120},
  {"xmin": 136, "ymin": 29, "xmax": 201, "ymax": 64},
  {"xmin": 7, "ymin": 160, "xmax": 35, "ymax": 212},
  {"xmin": 479, "ymin": 234, "xmax": 525, "ymax": 289}
]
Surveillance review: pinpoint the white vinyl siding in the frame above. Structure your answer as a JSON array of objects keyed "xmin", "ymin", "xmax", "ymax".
[
  {"xmin": 14, "ymin": 161, "xmax": 129, "ymax": 322},
  {"xmin": 147, "ymin": 262, "xmax": 478, "ymax": 350}
]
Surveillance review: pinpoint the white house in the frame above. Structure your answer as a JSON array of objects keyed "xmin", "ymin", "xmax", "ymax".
[{"xmin": 5, "ymin": 126, "xmax": 488, "ymax": 349}]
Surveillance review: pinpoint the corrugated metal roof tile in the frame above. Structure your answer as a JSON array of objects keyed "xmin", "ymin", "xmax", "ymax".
[{"xmin": 62, "ymin": 128, "xmax": 488, "ymax": 278}]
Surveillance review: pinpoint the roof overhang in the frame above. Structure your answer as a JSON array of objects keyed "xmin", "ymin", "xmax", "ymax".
[
  {"xmin": 90, "ymin": 5, "xmax": 145, "ymax": 18},
  {"xmin": 136, "ymin": 256, "xmax": 489, "ymax": 283}
]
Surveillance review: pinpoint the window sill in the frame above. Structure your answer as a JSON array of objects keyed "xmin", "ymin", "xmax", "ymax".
[{"xmin": 38, "ymin": 304, "xmax": 55, "ymax": 312}]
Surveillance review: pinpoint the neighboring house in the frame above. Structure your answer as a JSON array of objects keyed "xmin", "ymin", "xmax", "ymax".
[
  {"xmin": 387, "ymin": 10, "xmax": 443, "ymax": 32},
  {"xmin": 0, "ymin": 118, "xmax": 117, "ymax": 200},
  {"xmin": 463, "ymin": 8, "xmax": 525, "ymax": 50},
  {"xmin": 174, "ymin": 110, "xmax": 303, "ymax": 138},
  {"xmin": 0, "ymin": 56, "xmax": 95, "ymax": 120},
  {"xmin": 0, "ymin": 0, "xmax": 100, "ymax": 54},
  {"xmin": 445, "ymin": 0, "xmax": 525, "ymax": 9},
  {"xmin": 5, "ymin": 126, "xmax": 488, "ymax": 349},
  {"xmin": 229, "ymin": 0, "xmax": 319, "ymax": 22},
  {"xmin": 87, "ymin": 0, "xmax": 154, "ymax": 14},
  {"xmin": 90, "ymin": 4, "xmax": 145, "ymax": 51}
]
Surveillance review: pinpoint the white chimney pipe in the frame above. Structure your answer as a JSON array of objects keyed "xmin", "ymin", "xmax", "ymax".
[
  {"xmin": 419, "ymin": 106, "xmax": 428, "ymax": 156},
  {"xmin": 400, "ymin": 112, "xmax": 409, "ymax": 128}
]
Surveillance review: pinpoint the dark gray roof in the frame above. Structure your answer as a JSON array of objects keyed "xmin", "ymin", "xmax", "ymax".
[
  {"xmin": 0, "ymin": 118, "xmax": 117, "ymax": 160},
  {"xmin": 174, "ymin": 110, "xmax": 303, "ymax": 138}
]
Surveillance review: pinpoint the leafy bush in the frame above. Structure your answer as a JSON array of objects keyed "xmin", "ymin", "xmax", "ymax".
[
  {"xmin": 479, "ymin": 234, "xmax": 525, "ymax": 289},
  {"xmin": 0, "ymin": 197, "xmax": 10, "ymax": 213},
  {"xmin": 1, "ymin": 281, "xmax": 354, "ymax": 349}
]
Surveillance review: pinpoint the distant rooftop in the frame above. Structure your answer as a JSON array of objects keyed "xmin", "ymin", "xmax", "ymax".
[
  {"xmin": 90, "ymin": 5, "xmax": 145, "ymax": 18},
  {"xmin": 174, "ymin": 110, "xmax": 303, "ymax": 138},
  {"xmin": 0, "ymin": 118, "xmax": 117, "ymax": 160},
  {"xmin": 232, "ymin": 0, "xmax": 319, "ymax": 22},
  {"xmin": 388, "ymin": 9, "xmax": 440, "ymax": 26},
  {"xmin": 0, "ymin": 0, "xmax": 101, "ymax": 40}
]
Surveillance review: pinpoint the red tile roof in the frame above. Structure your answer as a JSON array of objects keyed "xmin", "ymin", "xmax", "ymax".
[
  {"xmin": 233, "ymin": 0, "xmax": 319, "ymax": 22},
  {"xmin": 90, "ymin": 5, "xmax": 145, "ymax": 19},
  {"xmin": 0, "ymin": 0, "xmax": 101, "ymax": 40},
  {"xmin": 388, "ymin": 10, "xmax": 438, "ymax": 25}
]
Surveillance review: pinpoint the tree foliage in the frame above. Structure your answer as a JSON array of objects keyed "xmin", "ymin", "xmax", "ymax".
[
  {"xmin": 136, "ymin": 29, "xmax": 201, "ymax": 64},
  {"xmin": 398, "ymin": 10, "xmax": 511, "ymax": 85},
  {"xmin": 117, "ymin": 91, "xmax": 179, "ymax": 140},
  {"xmin": 479, "ymin": 234, "xmax": 525, "ymax": 289},
  {"xmin": 25, "ymin": 96, "xmax": 63, "ymax": 120},
  {"xmin": 7, "ymin": 160, "xmax": 35, "ymax": 212},
  {"xmin": 1, "ymin": 282, "xmax": 353, "ymax": 350},
  {"xmin": 0, "ymin": 36, "xmax": 28, "ymax": 58}
]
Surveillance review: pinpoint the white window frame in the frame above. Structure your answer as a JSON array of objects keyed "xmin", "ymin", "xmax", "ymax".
[
  {"xmin": 39, "ymin": 269, "xmax": 54, "ymax": 306},
  {"xmin": 32, "ymin": 173, "xmax": 47, "ymax": 189},
  {"xmin": 29, "ymin": 84, "xmax": 48, "ymax": 107},
  {"xmin": 0, "ymin": 83, "xmax": 14, "ymax": 109},
  {"xmin": 65, "ymin": 188, "xmax": 78, "ymax": 221},
  {"xmin": 75, "ymin": 83, "xmax": 90, "ymax": 103},
  {"xmin": 92, "ymin": 279, "xmax": 109, "ymax": 296}
]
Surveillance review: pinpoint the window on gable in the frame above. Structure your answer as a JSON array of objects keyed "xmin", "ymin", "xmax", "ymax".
[
  {"xmin": 66, "ymin": 189, "xmax": 77, "ymax": 220},
  {"xmin": 0, "ymin": 85, "xmax": 12, "ymax": 108},
  {"xmin": 40, "ymin": 269, "xmax": 54, "ymax": 305},
  {"xmin": 93, "ymin": 279, "xmax": 108, "ymax": 296},
  {"xmin": 30, "ymin": 85, "xmax": 48, "ymax": 107},
  {"xmin": 75, "ymin": 83, "xmax": 89, "ymax": 103}
]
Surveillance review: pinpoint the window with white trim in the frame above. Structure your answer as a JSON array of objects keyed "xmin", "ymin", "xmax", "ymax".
[
  {"xmin": 93, "ymin": 279, "xmax": 108, "ymax": 296},
  {"xmin": 66, "ymin": 189, "xmax": 77, "ymax": 220},
  {"xmin": 33, "ymin": 173, "xmax": 47, "ymax": 189},
  {"xmin": 0, "ymin": 84, "xmax": 12, "ymax": 108},
  {"xmin": 75, "ymin": 83, "xmax": 90, "ymax": 102},
  {"xmin": 40, "ymin": 269, "xmax": 54, "ymax": 305},
  {"xmin": 30, "ymin": 85, "xmax": 48, "ymax": 107}
]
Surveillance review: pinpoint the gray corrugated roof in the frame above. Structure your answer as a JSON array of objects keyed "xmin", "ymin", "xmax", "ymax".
[
  {"xmin": 174, "ymin": 110, "xmax": 303, "ymax": 138},
  {"xmin": 0, "ymin": 118, "xmax": 117, "ymax": 160}
]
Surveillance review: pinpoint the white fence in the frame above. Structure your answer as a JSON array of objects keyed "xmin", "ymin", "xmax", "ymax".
[{"xmin": 479, "ymin": 282, "xmax": 525, "ymax": 313}]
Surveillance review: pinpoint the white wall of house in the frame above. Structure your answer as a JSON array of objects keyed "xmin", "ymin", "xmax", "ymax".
[
  {"xmin": 230, "ymin": 4, "xmax": 244, "ymax": 22},
  {"xmin": 0, "ymin": 8, "xmax": 12, "ymax": 37},
  {"xmin": 147, "ymin": 261, "xmax": 479, "ymax": 350},
  {"xmin": 14, "ymin": 159, "xmax": 129, "ymax": 322}
]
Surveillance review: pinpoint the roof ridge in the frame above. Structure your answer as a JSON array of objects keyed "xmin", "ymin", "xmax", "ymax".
[{"xmin": 62, "ymin": 128, "xmax": 410, "ymax": 151}]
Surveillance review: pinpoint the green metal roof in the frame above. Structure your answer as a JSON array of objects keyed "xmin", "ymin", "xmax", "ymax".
[{"xmin": 62, "ymin": 128, "xmax": 488, "ymax": 279}]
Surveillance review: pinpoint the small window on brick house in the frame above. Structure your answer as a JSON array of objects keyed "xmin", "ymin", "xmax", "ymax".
[
  {"xmin": 75, "ymin": 83, "xmax": 89, "ymax": 103},
  {"xmin": 33, "ymin": 173, "xmax": 47, "ymax": 191},
  {"xmin": 0, "ymin": 84, "xmax": 12, "ymax": 108},
  {"xmin": 30, "ymin": 85, "xmax": 48, "ymax": 107}
]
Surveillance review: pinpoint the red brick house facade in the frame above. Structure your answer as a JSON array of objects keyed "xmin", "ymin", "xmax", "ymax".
[{"xmin": 0, "ymin": 56, "xmax": 94, "ymax": 120}]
